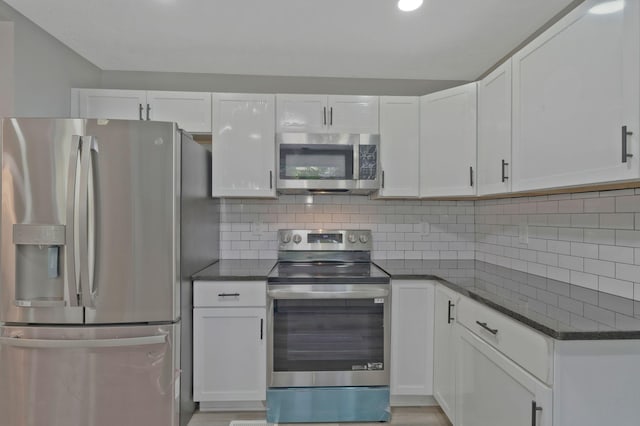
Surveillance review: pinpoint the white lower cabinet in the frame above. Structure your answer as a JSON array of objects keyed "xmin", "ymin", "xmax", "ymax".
[
  {"xmin": 390, "ymin": 280, "xmax": 435, "ymax": 399},
  {"xmin": 193, "ymin": 281, "xmax": 266, "ymax": 406},
  {"xmin": 432, "ymin": 285, "xmax": 458, "ymax": 422},
  {"xmin": 456, "ymin": 325, "xmax": 552, "ymax": 426}
]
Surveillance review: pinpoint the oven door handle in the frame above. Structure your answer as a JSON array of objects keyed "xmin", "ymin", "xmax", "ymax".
[{"xmin": 267, "ymin": 288, "xmax": 389, "ymax": 299}]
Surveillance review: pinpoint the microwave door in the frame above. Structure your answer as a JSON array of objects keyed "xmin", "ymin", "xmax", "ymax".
[{"xmin": 1, "ymin": 118, "xmax": 84, "ymax": 324}]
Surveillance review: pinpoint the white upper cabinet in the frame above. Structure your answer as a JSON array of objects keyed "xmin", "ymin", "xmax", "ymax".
[
  {"xmin": 146, "ymin": 91, "xmax": 211, "ymax": 133},
  {"xmin": 74, "ymin": 89, "xmax": 212, "ymax": 133},
  {"xmin": 420, "ymin": 83, "xmax": 477, "ymax": 197},
  {"xmin": 276, "ymin": 94, "xmax": 379, "ymax": 133},
  {"xmin": 77, "ymin": 89, "xmax": 147, "ymax": 121},
  {"xmin": 478, "ymin": 60, "xmax": 512, "ymax": 195},
  {"xmin": 512, "ymin": 0, "xmax": 640, "ymax": 191},
  {"xmin": 328, "ymin": 95, "xmax": 379, "ymax": 133},
  {"xmin": 378, "ymin": 96, "xmax": 420, "ymax": 198},
  {"xmin": 211, "ymin": 93, "xmax": 276, "ymax": 198}
]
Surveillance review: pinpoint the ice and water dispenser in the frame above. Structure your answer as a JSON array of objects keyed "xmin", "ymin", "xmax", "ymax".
[{"xmin": 12, "ymin": 223, "xmax": 67, "ymax": 307}]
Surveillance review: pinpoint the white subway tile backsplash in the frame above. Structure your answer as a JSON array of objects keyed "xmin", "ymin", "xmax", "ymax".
[
  {"xmin": 599, "ymin": 276, "xmax": 634, "ymax": 299},
  {"xmin": 570, "ymin": 242, "xmax": 599, "ymax": 259},
  {"xmin": 600, "ymin": 213, "xmax": 634, "ymax": 229},
  {"xmin": 615, "ymin": 263, "xmax": 640, "ymax": 283},
  {"xmin": 570, "ymin": 271, "xmax": 599, "ymax": 290},
  {"xmin": 600, "ymin": 245, "xmax": 635, "ymax": 264}
]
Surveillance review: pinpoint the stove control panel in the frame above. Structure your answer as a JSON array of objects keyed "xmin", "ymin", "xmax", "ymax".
[{"xmin": 278, "ymin": 229, "xmax": 373, "ymax": 251}]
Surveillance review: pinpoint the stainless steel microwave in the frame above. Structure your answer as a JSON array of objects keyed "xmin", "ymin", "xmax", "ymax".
[{"xmin": 276, "ymin": 133, "xmax": 380, "ymax": 194}]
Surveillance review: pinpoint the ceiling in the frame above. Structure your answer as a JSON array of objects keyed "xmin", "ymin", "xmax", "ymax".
[{"xmin": 6, "ymin": 0, "xmax": 577, "ymax": 81}]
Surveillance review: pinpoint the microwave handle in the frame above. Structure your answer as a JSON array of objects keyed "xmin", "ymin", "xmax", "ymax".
[{"xmin": 353, "ymin": 144, "xmax": 359, "ymax": 180}]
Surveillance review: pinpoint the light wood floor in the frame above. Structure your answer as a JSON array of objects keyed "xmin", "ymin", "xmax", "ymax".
[{"xmin": 188, "ymin": 406, "xmax": 452, "ymax": 426}]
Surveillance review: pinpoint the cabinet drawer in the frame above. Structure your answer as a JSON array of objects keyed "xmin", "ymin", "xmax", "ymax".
[
  {"xmin": 457, "ymin": 297, "xmax": 553, "ymax": 385},
  {"xmin": 194, "ymin": 281, "xmax": 266, "ymax": 307}
]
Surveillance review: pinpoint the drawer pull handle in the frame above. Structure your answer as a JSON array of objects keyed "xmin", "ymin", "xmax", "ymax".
[
  {"xmin": 447, "ymin": 300, "xmax": 455, "ymax": 324},
  {"xmin": 218, "ymin": 293, "xmax": 240, "ymax": 297},
  {"xmin": 476, "ymin": 320, "xmax": 498, "ymax": 335},
  {"xmin": 531, "ymin": 401, "xmax": 542, "ymax": 426}
]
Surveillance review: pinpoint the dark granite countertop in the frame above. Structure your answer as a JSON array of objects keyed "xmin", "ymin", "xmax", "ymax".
[
  {"xmin": 375, "ymin": 259, "xmax": 640, "ymax": 340},
  {"xmin": 193, "ymin": 259, "xmax": 276, "ymax": 281}
]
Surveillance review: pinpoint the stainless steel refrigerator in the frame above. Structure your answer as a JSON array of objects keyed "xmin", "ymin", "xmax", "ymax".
[{"xmin": 0, "ymin": 118, "xmax": 219, "ymax": 426}]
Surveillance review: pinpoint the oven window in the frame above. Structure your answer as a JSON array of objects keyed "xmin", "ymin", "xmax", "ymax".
[
  {"xmin": 273, "ymin": 298, "xmax": 384, "ymax": 372},
  {"xmin": 279, "ymin": 144, "xmax": 354, "ymax": 180}
]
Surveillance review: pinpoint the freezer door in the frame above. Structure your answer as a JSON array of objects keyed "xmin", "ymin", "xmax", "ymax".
[
  {"xmin": 0, "ymin": 323, "xmax": 180, "ymax": 426},
  {"xmin": 83, "ymin": 120, "xmax": 180, "ymax": 323},
  {"xmin": 1, "ymin": 118, "xmax": 84, "ymax": 324}
]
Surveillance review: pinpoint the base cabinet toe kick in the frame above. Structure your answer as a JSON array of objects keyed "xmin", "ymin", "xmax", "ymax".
[{"xmin": 435, "ymin": 282, "xmax": 640, "ymax": 426}]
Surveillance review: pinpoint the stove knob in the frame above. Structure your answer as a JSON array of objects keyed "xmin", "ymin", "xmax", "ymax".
[
  {"xmin": 293, "ymin": 234, "xmax": 302, "ymax": 244},
  {"xmin": 359, "ymin": 234, "xmax": 369, "ymax": 244},
  {"xmin": 347, "ymin": 233, "xmax": 357, "ymax": 244},
  {"xmin": 281, "ymin": 233, "xmax": 291, "ymax": 243}
]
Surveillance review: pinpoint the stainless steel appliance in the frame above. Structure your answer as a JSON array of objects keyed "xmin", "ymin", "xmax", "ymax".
[
  {"xmin": 0, "ymin": 118, "xmax": 218, "ymax": 426},
  {"xmin": 266, "ymin": 229, "xmax": 390, "ymax": 423},
  {"xmin": 276, "ymin": 133, "xmax": 380, "ymax": 194}
]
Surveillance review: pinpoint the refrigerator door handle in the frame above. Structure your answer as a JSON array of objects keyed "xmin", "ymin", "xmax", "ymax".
[
  {"xmin": 0, "ymin": 334, "xmax": 166, "ymax": 349},
  {"xmin": 65, "ymin": 135, "xmax": 82, "ymax": 307},
  {"xmin": 79, "ymin": 136, "xmax": 99, "ymax": 308}
]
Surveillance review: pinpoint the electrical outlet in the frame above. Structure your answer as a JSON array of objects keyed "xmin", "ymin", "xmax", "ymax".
[
  {"xmin": 518, "ymin": 223, "xmax": 528, "ymax": 244},
  {"xmin": 252, "ymin": 221, "xmax": 266, "ymax": 238}
]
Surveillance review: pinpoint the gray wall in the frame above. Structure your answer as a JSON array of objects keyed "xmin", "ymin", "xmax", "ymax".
[
  {"xmin": 0, "ymin": 1, "xmax": 101, "ymax": 117},
  {"xmin": 99, "ymin": 70, "xmax": 467, "ymax": 96},
  {"xmin": 0, "ymin": 21, "xmax": 13, "ymax": 116}
]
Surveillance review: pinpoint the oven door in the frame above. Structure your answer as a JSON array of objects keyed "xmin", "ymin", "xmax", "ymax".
[{"xmin": 267, "ymin": 284, "xmax": 390, "ymax": 388}]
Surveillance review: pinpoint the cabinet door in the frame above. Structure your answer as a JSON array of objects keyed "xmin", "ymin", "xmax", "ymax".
[
  {"xmin": 328, "ymin": 95, "xmax": 379, "ymax": 133},
  {"xmin": 211, "ymin": 93, "xmax": 276, "ymax": 198},
  {"xmin": 433, "ymin": 286, "xmax": 458, "ymax": 423},
  {"xmin": 78, "ymin": 89, "xmax": 147, "ymax": 120},
  {"xmin": 420, "ymin": 83, "xmax": 477, "ymax": 197},
  {"xmin": 512, "ymin": 0, "xmax": 640, "ymax": 191},
  {"xmin": 276, "ymin": 94, "xmax": 327, "ymax": 133},
  {"xmin": 147, "ymin": 91, "xmax": 211, "ymax": 133},
  {"xmin": 193, "ymin": 307, "xmax": 266, "ymax": 402},
  {"xmin": 456, "ymin": 326, "xmax": 552, "ymax": 426},
  {"xmin": 378, "ymin": 96, "xmax": 420, "ymax": 198},
  {"xmin": 478, "ymin": 60, "xmax": 512, "ymax": 195},
  {"xmin": 390, "ymin": 280, "xmax": 435, "ymax": 396}
]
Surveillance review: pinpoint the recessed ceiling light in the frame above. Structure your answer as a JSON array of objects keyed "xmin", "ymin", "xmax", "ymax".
[
  {"xmin": 589, "ymin": 0, "xmax": 624, "ymax": 14},
  {"xmin": 398, "ymin": 0, "xmax": 423, "ymax": 12}
]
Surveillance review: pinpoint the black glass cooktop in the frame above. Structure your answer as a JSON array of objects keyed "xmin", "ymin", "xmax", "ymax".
[{"xmin": 267, "ymin": 262, "xmax": 390, "ymax": 284}]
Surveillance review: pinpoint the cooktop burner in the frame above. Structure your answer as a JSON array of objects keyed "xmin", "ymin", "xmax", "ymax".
[
  {"xmin": 269, "ymin": 229, "xmax": 390, "ymax": 284},
  {"xmin": 268, "ymin": 261, "xmax": 390, "ymax": 284}
]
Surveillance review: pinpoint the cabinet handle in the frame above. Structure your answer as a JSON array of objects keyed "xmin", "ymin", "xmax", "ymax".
[
  {"xmin": 531, "ymin": 401, "xmax": 543, "ymax": 426},
  {"xmin": 146, "ymin": 104, "xmax": 151, "ymax": 121},
  {"xmin": 329, "ymin": 107, "xmax": 333, "ymax": 125},
  {"xmin": 260, "ymin": 318, "xmax": 264, "ymax": 340},
  {"xmin": 476, "ymin": 320, "xmax": 498, "ymax": 335},
  {"xmin": 381, "ymin": 171, "xmax": 385, "ymax": 188},
  {"xmin": 323, "ymin": 107, "xmax": 327, "ymax": 125},
  {"xmin": 501, "ymin": 159, "xmax": 509, "ymax": 182},
  {"xmin": 269, "ymin": 170, "xmax": 273, "ymax": 189},
  {"xmin": 447, "ymin": 300, "xmax": 455, "ymax": 324},
  {"xmin": 622, "ymin": 125, "xmax": 633, "ymax": 163},
  {"xmin": 138, "ymin": 104, "xmax": 144, "ymax": 120},
  {"xmin": 469, "ymin": 166, "xmax": 474, "ymax": 187},
  {"xmin": 218, "ymin": 293, "xmax": 240, "ymax": 297}
]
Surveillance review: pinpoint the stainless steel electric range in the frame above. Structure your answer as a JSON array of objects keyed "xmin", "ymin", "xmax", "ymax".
[{"xmin": 266, "ymin": 229, "xmax": 391, "ymax": 424}]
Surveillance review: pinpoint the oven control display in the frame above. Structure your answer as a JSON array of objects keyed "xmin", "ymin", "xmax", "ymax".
[{"xmin": 308, "ymin": 233, "xmax": 343, "ymax": 243}]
